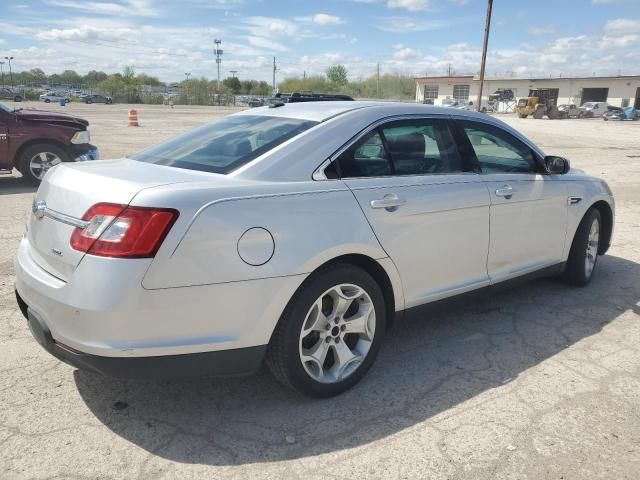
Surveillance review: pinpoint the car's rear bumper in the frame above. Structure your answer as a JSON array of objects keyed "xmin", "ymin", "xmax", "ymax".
[{"xmin": 16, "ymin": 291, "xmax": 266, "ymax": 379}]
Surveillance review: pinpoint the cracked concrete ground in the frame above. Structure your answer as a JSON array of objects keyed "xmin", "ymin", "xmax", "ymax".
[{"xmin": 1, "ymin": 103, "xmax": 639, "ymax": 479}]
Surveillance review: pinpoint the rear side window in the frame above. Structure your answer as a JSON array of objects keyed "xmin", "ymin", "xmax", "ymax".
[
  {"xmin": 334, "ymin": 118, "xmax": 464, "ymax": 178},
  {"xmin": 131, "ymin": 115, "xmax": 317, "ymax": 174}
]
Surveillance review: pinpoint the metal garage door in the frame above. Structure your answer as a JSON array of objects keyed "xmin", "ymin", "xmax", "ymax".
[{"xmin": 581, "ymin": 88, "xmax": 609, "ymax": 104}]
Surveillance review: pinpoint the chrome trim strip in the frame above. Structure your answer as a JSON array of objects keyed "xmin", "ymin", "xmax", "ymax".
[{"xmin": 43, "ymin": 208, "xmax": 89, "ymax": 229}]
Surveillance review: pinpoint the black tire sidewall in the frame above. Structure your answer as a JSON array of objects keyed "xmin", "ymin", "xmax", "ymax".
[
  {"xmin": 18, "ymin": 143, "xmax": 70, "ymax": 186},
  {"xmin": 565, "ymin": 208, "xmax": 601, "ymax": 286},
  {"xmin": 272, "ymin": 264, "xmax": 386, "ymax": 397}
]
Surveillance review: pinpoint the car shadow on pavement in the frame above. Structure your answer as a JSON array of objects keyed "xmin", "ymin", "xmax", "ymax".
[
  {"xmin": 0, "ymin": 175, "xmax": 36, "ymax": 195},
  {"xmin": 74, "ymin": 254, "xmax": 639, "ymax": 466}
]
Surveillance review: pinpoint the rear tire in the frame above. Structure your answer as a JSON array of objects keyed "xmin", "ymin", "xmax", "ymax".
[
  {"xmin": 265, "ymin": 264, "xmax": 386, "ymax": 397},
  {"xmin": 18, "ymin": 143, "xmax": 70, "ymax": 186},
  {"xmin": 562, "ymin": 208, "xmax": 602, "ymax": 286},
  {"xmin": 533, "ymin": 108, "xmax": 544, "ymax": 119}
]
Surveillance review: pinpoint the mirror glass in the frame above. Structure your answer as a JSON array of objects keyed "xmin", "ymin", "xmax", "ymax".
[{"xmin": 544, "ymin": 155, "xmax": 569, "ymax": 174}]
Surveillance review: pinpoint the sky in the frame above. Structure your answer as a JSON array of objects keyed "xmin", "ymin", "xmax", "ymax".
[{"xmin": 1, "ymin": 0, "xmax": 639, "ymax": 83}]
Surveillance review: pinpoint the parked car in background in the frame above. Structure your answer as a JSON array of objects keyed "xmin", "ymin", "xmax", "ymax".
[
  {"xmin": 602, "ymin": 106, "xmax": 639, "ymax": 121},
  {"xmin": 270, "ymin": 92, "xmax": 354, "ymax": 104},
  {"xmin": 0, "ymin": 88, "xmax": 23, "ymax": 102},
  {"xmin": 83, "ymin": 94, "xmax": 112, "ymax": 104},
  {"xmin": 580, "ymin": 102, "xmax": 608, "ymax": 118},
  {"xmin": 558, "ymin": 104, "xmax": 582, "ymax": 118},
  {"xmin": 0, "ymin": 102, "xmax": 98, "ymax": 184},
  {"xmin": 39, "ymin": 92, "xmax": 71, "ymax": 103},
  {"xmin": 14, "ymin": 102, "xmax": 614, "ymax": 397},
  {"xmin": 248, "ymin": 97, "xmax": 266, "ymax": 108}
]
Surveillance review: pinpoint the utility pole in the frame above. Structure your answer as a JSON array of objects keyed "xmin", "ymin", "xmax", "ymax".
[
  {"xmin": 214, "ymin": 39, "xmax": 223, "ymax": 90},
  {"xmin": 184, "ymin": 72, "xmax": 191, "ymax": 104},
  {"xmin": 0, "ymin": 62, "xmax": 4, "ymax": 88},
  {"xmin": 4, "ymin": 57, "xmax": 14, "ymax": 87},
  {"xmin": 272, "ymin": 56, "xmax": 277, "ymax": 94},
  {"xmin": 376, "ymin": 63, "xmax": 380, "ymax": 99},
  {"xmin": 303, "ymin": 70, "xmax": 306, "ymax": 80},
  {"xmin": 229, "ymin": 70, "xmax": 238, "ymax": 78},
  {"xmin": 476, "ymin": 0, "xmax": 493, "ymax": 113},
  {"xmin": 447, "ymin": 63, "xmax": 451, "ymax": 76}
]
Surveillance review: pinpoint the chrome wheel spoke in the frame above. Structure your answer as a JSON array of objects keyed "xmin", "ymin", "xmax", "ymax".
[
  {"xmin": 331, "ymin": 341, "xmax": 360, "ymax": 378},
  {"xmin": 301, "ymin": 340, "xmax": 331, "ymax": 380},
  {"xmin": 301, "ymin": 299, "xmax": 329, "ymax": 336},
  {"xmin": 343, "ymin": 305, "xmax": 372, "ymax": 336},
  {"xmin": 584, "ymin": 218, "xmax": 600, "ymax": 277}
]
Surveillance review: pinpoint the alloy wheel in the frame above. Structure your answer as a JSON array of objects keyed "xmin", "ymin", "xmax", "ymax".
[
  {"xmin": 29, "ymin": 152, "xmax": 62, "ymax": 180},
  {"xmin": 298, "ymin": 283, "xmax": 376, "ymax": 384}
]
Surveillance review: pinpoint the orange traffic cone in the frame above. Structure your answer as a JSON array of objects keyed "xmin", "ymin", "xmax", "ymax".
[{"xmin": 128, "ymin": 109, "xmax": 139, "ymax": 127}]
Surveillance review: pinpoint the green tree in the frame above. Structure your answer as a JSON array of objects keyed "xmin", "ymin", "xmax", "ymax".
[
  {"xmin": 30, "ymin": 68, "xmax": 47, "ymax": 84},
  {"xmin": 84, "ymin": 70, "xmax": 108, "ymax": 88},
  {"xmin": 222, "ymin": 76, "xmax": 241, "ymax": 94},
  {"xmin": 100, "ymin": 74, "xmax": 124, "ymax": 99},
  {"xmin": 326, "ymin": 65, "xmax": 348, "ymax": 86},
  {"xmin": 60, "ymin": 70, "xmax": 82, "ymax": 86}
]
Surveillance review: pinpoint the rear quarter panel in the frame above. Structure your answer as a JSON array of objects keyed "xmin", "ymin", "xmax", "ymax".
[{"xmin": 136, "ymin": 181, "xmax": 397, "ymax": 294}]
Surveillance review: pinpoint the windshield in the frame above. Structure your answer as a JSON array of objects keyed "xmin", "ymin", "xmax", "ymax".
[
  {"xmin": 131, "ymin": 115, "xmax": 318, "ymax": 174},
  {"xmin": 0, "ymin": 103, "xmax": 14, "ymax": 113}
]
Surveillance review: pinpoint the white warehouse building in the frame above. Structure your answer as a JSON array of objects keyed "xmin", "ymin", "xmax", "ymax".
[{"xmin": 415, "ymin": 74, "xmax": 640, "ymax": 109}]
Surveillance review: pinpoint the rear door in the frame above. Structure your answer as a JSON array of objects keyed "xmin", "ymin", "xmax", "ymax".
[
  {"xmin": 456, "ymin": 119, "xmax": 567, "ymax": 282},
  {"xmin": 336, "ymin": 116, "xmax": 491, "ymax": 308}
]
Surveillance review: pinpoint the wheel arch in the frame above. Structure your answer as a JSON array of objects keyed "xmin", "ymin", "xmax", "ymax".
[
  {"xmin": 14, "ymin": 138, "xmax": 69, "ymax": 169},
  {"xmin": 590, "ymin": 200, "xmax": 613, "ymax": 254}
]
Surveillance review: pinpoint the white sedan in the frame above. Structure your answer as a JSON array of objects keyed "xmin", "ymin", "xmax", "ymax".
[{"xmin": 14, "ymin": 102, "xmax": 614, "ymax": 397}]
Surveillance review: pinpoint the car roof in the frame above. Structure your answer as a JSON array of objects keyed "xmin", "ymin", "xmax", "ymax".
[{"xmin": 233, "ymin": 101, "xmax": 490, "ymax": 123}]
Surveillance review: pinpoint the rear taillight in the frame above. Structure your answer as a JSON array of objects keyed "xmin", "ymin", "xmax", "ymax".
[{"xmin": 70, "ymin": 203, "xmax": 179, "ymax": 258}]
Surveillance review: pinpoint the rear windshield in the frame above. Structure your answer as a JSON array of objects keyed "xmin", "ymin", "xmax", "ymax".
[{"xmin": 131, "ymin": 115, "xmax": 317, "ymax": 174}]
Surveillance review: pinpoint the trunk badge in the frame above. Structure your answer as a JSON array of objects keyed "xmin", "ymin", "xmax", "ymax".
[{"xmin": 32, "ymin": 200, "xmax": 47, "ymax": 219}]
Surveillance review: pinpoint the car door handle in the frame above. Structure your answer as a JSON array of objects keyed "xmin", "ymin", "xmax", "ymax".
[
  {"xmin": 495, "ymin": 185, "xmax": 515, "ymax": 199},
  {"xmin": 370, "ymin": 194, "xmax": 406, "ymax": 211}
]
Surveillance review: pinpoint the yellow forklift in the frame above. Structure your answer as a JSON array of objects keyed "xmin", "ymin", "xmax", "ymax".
[{"xmin": 516, "ymin": 88, "xmax": 566, "ymax": 119}]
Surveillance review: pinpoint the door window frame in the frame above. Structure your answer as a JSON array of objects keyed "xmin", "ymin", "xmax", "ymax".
[
  {"xmin": 314, "ymin": 115, "xmax": 476, "ymax": 180},
  {"xmin": 450, "ymin": 118, "xmax": 545, "ymax": 175}
]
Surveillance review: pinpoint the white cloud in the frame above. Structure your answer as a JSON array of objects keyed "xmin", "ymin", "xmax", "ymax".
[
  {"xmin": 247, "ymin": 36, "xmax": 290, "ymax": 52},
  {"xmin": 45, "ymin": 0, "xmax": 158, "ymax": 17},
  {"xmin": 605, "ymin": 18, "xmax": 640, "ymax": 32},
  {"xmin": 448, "ymin": 0, "xmax": 468, "ymax": 4},
  {"xmin": 392, "ymin": 47, "xmax": 418, "ymax": 59},
  {"xmin": 313, "ymin": 13, "xmax": 344, "ymax": 25},
  {"xmin": 242, "ymin": 16, "xmax": 301, "ymax": 37},
  {"xmin": 387, "ymin": 0, "xmax": 430, "ymax": 11},
  {"xmin": 377, "ymin": 16, "xmax": 448, "ymax": 32},
  {"xmin": 0, "ymin": 38, "xmax": 5, "ymax": 45}
]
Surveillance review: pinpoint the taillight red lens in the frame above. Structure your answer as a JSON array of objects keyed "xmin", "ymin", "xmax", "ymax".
[{"xmin": 70, "ymin": 203, "xmax": 179, "ymax": 258}]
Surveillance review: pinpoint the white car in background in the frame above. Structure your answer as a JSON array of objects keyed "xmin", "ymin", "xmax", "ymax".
[
  {"xmin": 15, "ymin": 102, "xmax": 614, "ymax": 397},
  {"xmin": 580, "ymin": 101, "xmax": 609, "ymax": 118},
  {"xmin": 39, "ymin": 92, "xmax": 71, "ymax": 103}
]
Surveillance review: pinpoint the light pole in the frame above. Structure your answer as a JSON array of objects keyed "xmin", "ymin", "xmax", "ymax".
[
  {"xmin": 229, "ymin": 70, "xmax": 237, "ymax": 78},
  {"xmin": 0, "ymin": 62, "xmax": 4, "ymax": 88},
  {"xmin": 214, "ymin": 39, "xmax": 223, "ymax": 90},
  {"xmin": 4, "ymin": 56, "xmax": 14, "ymax": 87}
]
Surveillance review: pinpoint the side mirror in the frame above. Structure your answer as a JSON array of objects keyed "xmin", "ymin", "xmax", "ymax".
[{"xmin": 543, "ymin": 155, "xmax": 570, "ymax": 174}]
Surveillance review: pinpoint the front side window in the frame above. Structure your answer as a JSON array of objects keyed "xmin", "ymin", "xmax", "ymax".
[
  {"xmin": 461, "ymin": 120, "xmax": 536, "ymax": 174},
  {"xmin": 131, "ymin": 115, "xmax": 317, "ymax": 174},
  {"xmin": 334, "ymin": 119, "xmax": 464, "ymax": 178}
]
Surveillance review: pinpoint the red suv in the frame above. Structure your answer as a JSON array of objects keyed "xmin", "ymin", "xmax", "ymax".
[{"xmin": 0, "ymin": 102, "xmax": 98, "ymax": 185}]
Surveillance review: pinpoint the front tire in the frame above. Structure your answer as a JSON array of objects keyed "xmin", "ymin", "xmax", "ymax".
[
  {"xmin": 266, "ymin": 264, "xmax": 386, "ymax": 397},
  {"xmin": 562, "ymin": 208, "xmax": 602, "ymax": 286},
  {"xmin": 18, "ymin": 143, "xmax": 70, "ymax": 186}
]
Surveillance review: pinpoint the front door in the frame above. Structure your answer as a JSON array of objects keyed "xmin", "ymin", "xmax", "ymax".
[
  {"xmin": 457, "ymin": 119, "xmax": 568, "ymax": 282},
  {"xmin": 335, "ymin": 117, "xmax": 491, "ymax": 308}
]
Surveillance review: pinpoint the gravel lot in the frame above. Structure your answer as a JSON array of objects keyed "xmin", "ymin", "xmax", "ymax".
[{"xmin": 1, "ymin": 102, "xmax": 639, "ymax": 479}]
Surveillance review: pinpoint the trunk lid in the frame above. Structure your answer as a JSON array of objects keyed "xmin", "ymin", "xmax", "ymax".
[{"xmin": 27, "ymin": 158, "xmax": 213, "ymax": 281}]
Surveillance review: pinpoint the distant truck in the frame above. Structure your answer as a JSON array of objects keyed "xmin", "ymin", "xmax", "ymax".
[
  {"xmin": 0, "ymin": 102, "xmax": 98, "ymax": 185},
  {"xmin": 516, "ymin": 88, "xmax": 565, "ymax": 119}
]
